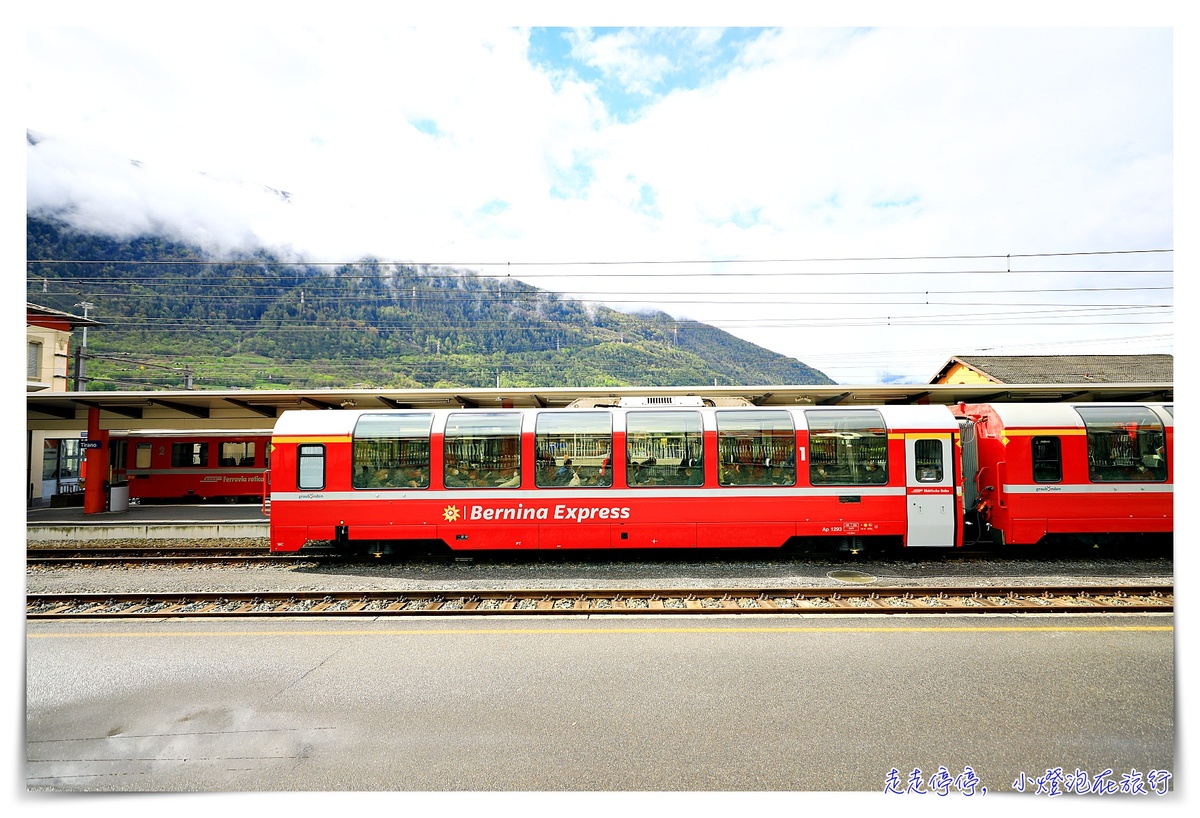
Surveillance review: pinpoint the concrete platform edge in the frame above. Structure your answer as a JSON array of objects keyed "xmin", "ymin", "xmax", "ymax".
[{"xmin": 27, "ymin": 523, "xmax": 268, "ymax": 542}]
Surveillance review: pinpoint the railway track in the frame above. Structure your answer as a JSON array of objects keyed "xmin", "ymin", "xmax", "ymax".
[
  {"xmin": 26, "ymin": 544, "xmax": 1172, "ymax": 566},
  {"xmin": 27, "ymin": 585, "xmax": 1173, "ymax": 619}
]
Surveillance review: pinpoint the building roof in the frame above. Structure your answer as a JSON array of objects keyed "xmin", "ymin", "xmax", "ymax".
[
  {"xmin": 26, "ymin": 302, "xmax": 102, "ymax": 327},
  {"xmin": 930, "ymin": 355, "xmax": 1173, "ymax": 385}
]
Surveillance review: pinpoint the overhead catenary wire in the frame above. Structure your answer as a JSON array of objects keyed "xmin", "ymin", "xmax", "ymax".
[
  {"xmin": 29, "ymin": 247, "xmax": 1173, "ymax": 315},
  {"xmin": 30, "ymin": 284, "xmax": 1174, "ymax": 301},
  {"xmin": 31, "ymin": 244, "xmax": 1173, "ymax": 387},
  {"xmin": 25, "ymin": 247, "xmax": 1173, "ymax": 268}
]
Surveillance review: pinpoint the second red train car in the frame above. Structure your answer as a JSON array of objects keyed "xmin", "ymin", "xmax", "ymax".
[
  {"xmin": 114, "ymin": 431, "xmax": 271, "ymax": 502},
  {"xmin": 962, "ymin": 402, "xmax": 1172, "ymax": 547}
]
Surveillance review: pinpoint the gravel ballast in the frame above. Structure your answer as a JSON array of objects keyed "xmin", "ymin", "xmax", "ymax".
[{"xmin": 26, "ymin": 537, "xmax": 1174, "ymax": 596}]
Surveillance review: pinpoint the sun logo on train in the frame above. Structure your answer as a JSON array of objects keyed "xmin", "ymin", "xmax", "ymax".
[{"xmin": 442, "ymin": 505, "xmax": 461, "ymax": 522}]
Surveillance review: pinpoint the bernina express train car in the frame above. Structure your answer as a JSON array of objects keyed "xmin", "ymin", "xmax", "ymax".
[
  {"xmin": 267, "ymin": 398, "xmax": 966, "ymax": 554},
  {"xmin": 962, "ymin": 403, "xmax": 1173, "ymax": 547},
  {"xmin": 117, "ymin": 431, "xmax": 270, "ymax": 502}
]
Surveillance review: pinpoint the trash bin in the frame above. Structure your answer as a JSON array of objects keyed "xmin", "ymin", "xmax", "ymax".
[{"xmin": 109, "ymin": 482, "xmax": 130, "ymax": 513}]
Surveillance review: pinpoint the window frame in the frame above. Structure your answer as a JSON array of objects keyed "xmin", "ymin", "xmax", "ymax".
[
  {"xmin": 170, "ymin": 441, "xmax": 209, "ymax": 468},
  {"xmin": 351, "ymin": 413, "xmax": 433, "ymax": 490},
  {"xmin": 443, "ymin": 412, "xmax": 523, "ymax": 489},
  {"xmin": 1031, "ymin": 436, "xmax": 1062, "ymax": 483},
  {"xmin": 220, "ymin": 440, "xmax": 257, "ymax": 468},
  {"xmin": 625, "ymin": 410, "xmax": 705, "ymax": 488},
  {"xmin": 59, "ymin": 439, "xmax": 82, "ymax": 480},
  {"xmin": 297, "ymin": 444, "xmax": 326, "ymax": 491},
  {"xmin": 27, "ymin": 341, "xmax": 43, "ymax": 380},
  {"xmin": 535, "ymin": 411, "xmax": 613, "ymax": 489},
  {"xmin": 804, "ymin": 409, "xmax": 889, "ymax": 486},
  {"xmin": 1075, "ymin": 406, "xmax": 1167, "ymax": 483},
  {"xmin": 913, "ymin": 438, "xmax": 944, "ymax": 484},
  {"xmin": 716, "ymin": 410, "xmax": 796, "ymax": 487}
]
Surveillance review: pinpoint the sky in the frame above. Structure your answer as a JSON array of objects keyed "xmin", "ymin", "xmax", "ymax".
[{"xmin": 16, "ymin": 4, "xmax": 1180, "ymax": 387}]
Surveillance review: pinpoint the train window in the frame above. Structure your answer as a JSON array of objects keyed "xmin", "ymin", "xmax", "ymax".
[
  {"xmin": 135, "ymin": 443, "xmax": 152, "ymax": 469},
  {"xmin": 297, "ymin": 444, "xmax": 325, "ymax": 490},
  {"xmin": 626, "ymin": 411, "xmax": 704, "ymax": 487},
  {"xmin": 1031, "ymin": 436, "xmax": 1062, "ymax": 483},
  {"xmin": 352, "ymin": 413, "xmax": 432, "ymax": 490},
  {"xmin": 220, "ymin": 441, "xmax": 256, "ymax": 468},
  {"xmin": 1075, "ymin": 406, "xmax": 1167, "ymax": 483},
  {"xmin": 913, "ymin": 439, "xmax": 944, "ymax": 483},
  {"xmin": 805, "ymin": 409, "xmax": 888, "ymax": 485},
  {"xmin": 444, "ymin": 413, "xmax": 522, "ymax": 488},
  {"xmin": 535, "ymin": 412, "xmax": 612, "ymax": 488},
  {"xmin": 171, "ymin": 442, "xmax": 208, "ymax": 468},
  {"xmin": 716, "ymin": 410, "xmax": 796, "ymax": 486}
]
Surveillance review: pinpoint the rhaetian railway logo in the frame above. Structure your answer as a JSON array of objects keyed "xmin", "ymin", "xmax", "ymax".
[{"xmin": 442, "ymin": 503, "xmax": 632, "ymax": 523}]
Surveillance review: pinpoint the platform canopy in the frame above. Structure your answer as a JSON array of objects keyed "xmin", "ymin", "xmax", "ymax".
[{"xmin": 26, "ymin": 382, "xmax": 1174, "ymax": 434}]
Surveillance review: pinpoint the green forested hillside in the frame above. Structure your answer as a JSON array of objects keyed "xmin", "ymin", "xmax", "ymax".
[{"xmin": 26, "ymin": 216, "xmax": 835, "ymax": 390}]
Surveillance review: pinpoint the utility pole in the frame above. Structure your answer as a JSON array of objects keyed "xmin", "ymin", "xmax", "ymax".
[{"xmin": 73, "ymin": 301, "xmax": 93, "ymax": 391}]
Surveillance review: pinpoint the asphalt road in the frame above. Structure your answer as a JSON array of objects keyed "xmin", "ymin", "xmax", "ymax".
[{"xmin": 26, "ymin": 613, "xmax": 1174, "ymax": 795}]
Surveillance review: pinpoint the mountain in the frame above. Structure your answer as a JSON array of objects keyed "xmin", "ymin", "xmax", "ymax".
[{"xmin": 26, "ymin": 215, "xmax": 836, "ymax": 390}]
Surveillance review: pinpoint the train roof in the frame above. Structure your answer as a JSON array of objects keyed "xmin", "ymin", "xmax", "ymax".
[
  {"xmin": 272, "ymin": 403, "xmax": 962, "ymax": 436},
  {"xmin": 968, "ymin": 402, "xmax": 1173, "ymax": 428}
]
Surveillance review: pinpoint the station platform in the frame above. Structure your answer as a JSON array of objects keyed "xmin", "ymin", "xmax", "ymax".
[{"xmin": 26, "ymin": 503, "xmax": 269, "ymax": 543}]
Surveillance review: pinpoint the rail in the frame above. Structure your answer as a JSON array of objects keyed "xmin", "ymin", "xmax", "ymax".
[{"xmin": 27, "ymin": 585, "xmax": 1173, "ymax": 619}]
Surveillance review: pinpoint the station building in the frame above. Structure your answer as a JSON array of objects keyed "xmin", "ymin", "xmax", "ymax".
[
  {"xmin": 27, "ymin": 303, "xmax": 101, "ymax": 505},
  {"xmin": 931, "ymin": 354, "xmax": 1173, "ymax": 386}
]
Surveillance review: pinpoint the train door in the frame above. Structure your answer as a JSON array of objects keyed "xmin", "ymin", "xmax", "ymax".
[{"xmin": 904, "ymin": 433, "xmax": 956, "ymax": 547}]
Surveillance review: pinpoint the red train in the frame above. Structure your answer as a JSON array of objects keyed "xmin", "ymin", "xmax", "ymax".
[
  {"xmin": 962, "ymin": 402, "xmax": 1172, "ymax": 547},
  {"xmin": 112, "ymin": 431, "xmax": 270, "ymax": 502},
  {"xmin": 264, "ymin": 397, "xmax": 1172, "ymax": 554}
]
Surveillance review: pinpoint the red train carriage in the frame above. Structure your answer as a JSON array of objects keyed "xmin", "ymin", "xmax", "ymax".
[
  {"xmin": 267, "ymin": 398, "xmax": 966, "ymax": 554},
  {"xmin": 114, "ymin": 431, "xmax": 271, "ymax": 502},
  {"xmin": 961, "ymin": 403, "xmax": 1173, "ymax": 547}
]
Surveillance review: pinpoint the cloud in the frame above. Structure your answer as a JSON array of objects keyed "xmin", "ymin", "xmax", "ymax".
[
  {"xmin": 568, "ymin": 28, "xmax": 676, "ymax": 96},
  {"xmin": 27, "ymin": 132, "xmax": 288, "ymax": 256},
  {"xmin": 24, "ymin": 25, "xmax": 1173, "ymax": 383}
]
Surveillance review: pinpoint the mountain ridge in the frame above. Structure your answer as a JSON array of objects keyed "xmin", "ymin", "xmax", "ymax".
[{"xmin": 26, "ymin": 215, "xmax": 836, "ymax": 390}]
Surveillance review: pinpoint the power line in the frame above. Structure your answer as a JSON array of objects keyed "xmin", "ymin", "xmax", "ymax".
[
  {"xmin": 28, "ymin": 266, "xmax": 1174, "ymax": 280},
  {"xmin": 31, "ymin": 283, "xmax": 1174, "ymax": 299},
  {"xmin": 798, "ymin": 332, "xmax": 1175, "ymax": 364},
  {"xmin": 30, "ymin": 243, "xmax": 1173, "ymax": 386},
  {"xmin": 33, "ymin": 277, "xmax": 1174, "ymax": 294},
  {"xmin": 25, "ymin": 247, "xmax": 1173, "ymax": 267},
  {"xmin": 32, "ymin": 294, "xmax": 1173, "ymax": 313}
]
